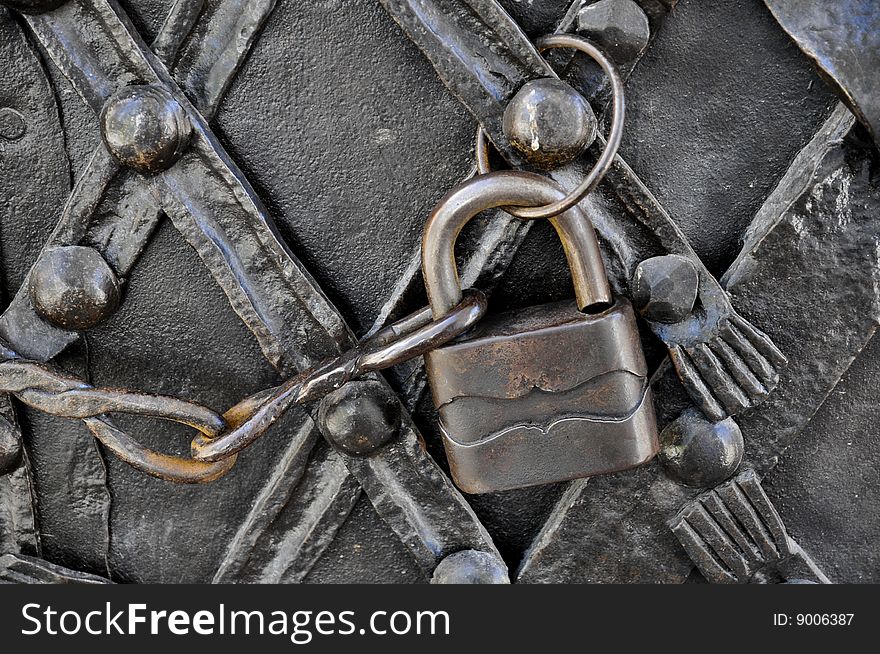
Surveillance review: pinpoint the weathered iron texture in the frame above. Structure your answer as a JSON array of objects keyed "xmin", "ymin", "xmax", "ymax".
[
  {"xmin": 380, "ymin": 0, "xmax": 786, "ymax": 423},
  {"xmin": 0, "ymin": 552, "xmax": 110, "ymax": 584},
  {"xmin": 1, "ymin": 0, "xmax": 505, "ymax": 583},
  {"xmin": 764, "ymin": 0, "xmax": 880, "ymax": 146},
  {"xmin": 378, "ymin": 0, "xmax": 555, "ymax": 165},
  {"xmin": 0, "ymin": 0, "xmax": 876, "ymax": 584},
  {"xmin": 518, "ymin": 103, "xmax": 876, "ymax": 583}
]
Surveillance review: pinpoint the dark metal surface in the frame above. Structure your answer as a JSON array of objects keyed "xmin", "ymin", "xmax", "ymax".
[
  {"xmin": 0, "ymin": 0, "xmax": 67, "ymax": 14},
  {"xmin": 396, "ymin": 1, "xmax": 787, "ymax": 421},
  {"xmin": 1, "ymin": 0, "xmax": 504, "ymax": 582},
  {"xmin": 0, "ymin": 0, "xmax": 876, "ymax": 584},
  {"xmin": 517, "ymin": 103, "xmax": 877, "ymax": 584},
  {"xmin": 0, "ymin": 553, "xmax": 110, "ymax": 584},
  {"xmin": 764, "ymin": 0, "xmax": 880, "ymax": 145}
]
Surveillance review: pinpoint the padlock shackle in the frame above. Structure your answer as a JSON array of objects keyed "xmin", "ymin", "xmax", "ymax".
[{"xmin": 422, "ymin": 171, "xmax": 612, "ymax": 317}]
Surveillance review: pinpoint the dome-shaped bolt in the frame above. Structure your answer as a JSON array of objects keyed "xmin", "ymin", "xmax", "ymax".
[
  {"xmin": 0, "ymin": 1, "xmax": 69, "ymax": 14},
  {"xmin": 29, "ymin": 246, "xmax": 121, "ymax": 331},
  {"xmin": 659, "ymin": 409, "xmax": 744, "ymax": 488},
  {"xmin": 502, "ymin": 78, "xmax": 597, "ymax": 170},
  {"xmin": 0, "ymin": 108, "xmax": 27, "ymax": 142},
  {"xmin": 100, "ymin": 85, "xmax": 192, "ymax": 174},
  {"xmin": 631, "ymin": 255, "xmax": 700, "ymax": 324},
  {"xmin": 430, "ymin": 550, "xmax": 510, "ymax": 584},
  {"xmin": 577, "ymin": 0, "xmax": 651, "ymax": 67},
  {"xmin": 318, "ymin": 380, "xmax": 401, "ymax": 456}
]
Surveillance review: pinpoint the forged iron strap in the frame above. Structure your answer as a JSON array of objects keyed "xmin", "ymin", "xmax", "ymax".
[{"xmin": 0, "ymin": 291, "xmax": 486, "ymax": 483}]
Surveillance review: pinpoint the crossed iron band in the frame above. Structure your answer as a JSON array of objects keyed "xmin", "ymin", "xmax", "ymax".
[{"xmin": 0, "ymin": 0, "xmax": 876, "ymax": 584}]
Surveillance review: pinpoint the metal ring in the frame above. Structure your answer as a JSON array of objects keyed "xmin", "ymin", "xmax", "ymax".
[
  {"xmin": 85, "ymin": 416, "xmax": 236, "ymax": 484},
  {"xmin": 190, "ymin": 289, "xmax": 488, "ymax": 463},
  {"xmin": 73, "ymin": 397, "xmax": 235, "ymax": 484},
  {"xmin": 0, "ymin": 358, "xmax": 237, "ymax": 483},
  {"xmin": 475, "ymin": 33, "xmax": 625, "ymax": 219}
]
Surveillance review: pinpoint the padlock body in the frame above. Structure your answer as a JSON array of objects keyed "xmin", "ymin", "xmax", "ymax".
[{"xmin": 425, "ymin": 297, "xmax": 658, "ymax": 493}]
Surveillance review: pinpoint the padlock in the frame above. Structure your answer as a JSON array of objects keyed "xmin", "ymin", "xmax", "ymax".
[{"xmin": 422, "ymin": 171, "xmax": 659, "ymax": 493}]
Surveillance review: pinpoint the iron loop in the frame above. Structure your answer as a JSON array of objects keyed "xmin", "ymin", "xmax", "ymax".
[
  {"xmin": 0, "ymin": 358, "xmax": 236, "ymax": 483},
  {"xmin": 475, "ymin": 33, "xmax": 625, "ymax": 219}
]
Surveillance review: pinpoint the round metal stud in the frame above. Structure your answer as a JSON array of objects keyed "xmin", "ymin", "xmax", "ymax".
[
  {"xmin": 0, "ymin": 108, "xmax": 27, "ymax": 141},
  {"xmin": 430, "ymin": 550, "xmax": 510, "ymax": 584},
  {"xmin": 660, "ymin": 409, "xmax": 744, "ymax": 488},
  {"xmin": 29, "ymin": 246, "xmax": 121, "ymax": 331},
  {"xmin": 0, "ymin": 0, "xmax": 68, "ymax": 14},
  {"xmin": 318, "ymin": 380, "xmax": 401, "ymax": 456},
  {"xmin": 100, "ymin": 85, "xmax": 192, "ymax": 174},
  {"xmin": 502, "ymin": 78, "xmax": 598, "ymax": 170},
  {"xmin": 576, "ymin": 0, "xmax": 651, "ymax": 67},
  {"xmin": 0, "ymin": 416, "xmax": 22, "ymax": 475},
  {"xmin": 476, "ymin": 32, "xmax": 625, "ymax": 220},
  {"xmin": 631, "ymin": 254, "xmax": 700, "ymax": 324}
]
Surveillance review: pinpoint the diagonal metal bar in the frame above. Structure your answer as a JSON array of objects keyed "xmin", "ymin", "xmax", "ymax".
[
  {"xmin": 171, "ymin": 0, "xmax": 278, "ymax": 114},
  {"xmin": 214, "ymin": 435, "xmax": 359, "ymax": 584},
  {"xmin": 15, "ymin": 0, "xmax": 501, "ymax": 578},
  {"xmin": 0, "ymin": 0, "xmax": 351, "ymax": 584},
  {"xmin": 152, "ymin": 0, "xmax": 206, "ymax": 65},
  {"xmin": 0, "ymin": 552, "xmax": 111, "ymax": 584},
  {"xmin": 378, "ymin": 0, "xmax": 555, "ymax": 165},
  {"xmin": 0, "ymin": 0, "xmax": 280, "ymax": 361},
  {"xmin": 0, "ymin": 0, "xmax": 285, "ymax": 577}
]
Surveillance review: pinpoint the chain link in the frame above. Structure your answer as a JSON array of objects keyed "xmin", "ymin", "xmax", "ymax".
[{"xmin": 0, "ymin": 290, "xmax": 486, "ymax": 482}]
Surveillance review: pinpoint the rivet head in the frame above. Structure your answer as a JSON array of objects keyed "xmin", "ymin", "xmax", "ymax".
[
  {"xmin": 631, "ymin": 255, "xmax": 700, "ymax": 324},
  {"xmin": 0, "ymin": 108, "xmax": 26, "ymax": 141},
  {"xmin": 100, "ymin": 85, "xmax": 192, "ymax": 174},
  {"xmin": 0, "ymin": 0, "xmax": 68, "ymax": 15},
  {"xmin": 29, "ymin": 246, "xmax": 121, "ymax": 331},
  {"xmin": 577, "ymin": 0, "xmax": 651, "ymax": 67},
  {"xmin": 430, "ymin": 551, "xmax": 510, "ymax": 584},
  {"xmin": 0, "ymin": 416, "xmax": 22, "ymax": 476},
  {"xmin": 318, "ymin": 380, "xmax": 401, "ymax": 456},
  {"xmin": 502, "ymin": 78, "xmax": 597, "ymax": 170},
  {"xmin": 660, "ymin": 409, "xmax": 744, "ymax": 488}
]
